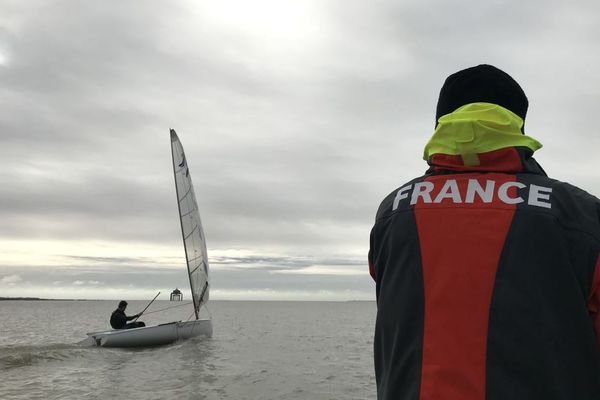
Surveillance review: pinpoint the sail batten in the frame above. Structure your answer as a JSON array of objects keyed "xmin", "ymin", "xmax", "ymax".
[
  {"xmin": 178, "ymin": 186, "xmax": 193, "ymax": 203},
  {"xmin": 189, "ymin": 264, "xmax": 201, "ymax": 275},
  {"xmin": 170, "ymin": 129, "xmax": 209, "ymax": 320},
  {"xmin": 184, "ymin": 225, "xmax": 198, "ymax": 240},
  {"xmin": 181, "ymin": 208, "xmax": 197, "ymax": 218}
]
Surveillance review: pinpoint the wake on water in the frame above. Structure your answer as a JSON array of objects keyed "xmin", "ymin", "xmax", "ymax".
[
  {"xmin": 0, "ymin": 335, "xmax": 192, "ymax": 371},
  {"xmin": 1, "ymin": 328, "xmax": 216, "ymax": 371},
  {"xmin": 0, "ymin": 343, "xmax": 93, "ymax": 371}
]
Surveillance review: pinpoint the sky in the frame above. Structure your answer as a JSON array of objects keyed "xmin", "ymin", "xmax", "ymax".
[{"xmin": 1, "ymin": 0, "xmax": 600, "ymax": 301}]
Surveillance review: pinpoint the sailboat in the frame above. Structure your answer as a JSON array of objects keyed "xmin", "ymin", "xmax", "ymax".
[{"xmin": 86, "ymin": 129, "xmax": 213, "ymax": 347}]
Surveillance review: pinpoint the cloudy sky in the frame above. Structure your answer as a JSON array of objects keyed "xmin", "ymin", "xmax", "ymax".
[{"xmin": 1, "ymin": 0, "xmax": 599, "ymax": 301}]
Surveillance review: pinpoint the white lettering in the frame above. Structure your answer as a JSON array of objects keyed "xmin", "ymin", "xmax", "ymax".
[
  {"xmin": 390, "ymin": 179, "xmax": 552, "ymax": 209},
  {"xmin": 392, "ymin": 185, "xmax": 412, "ymax": 211},
  {"xmin": 410, "ymin": 182, "xmax": 435, "ymax": 205},
  {"xmin": 465, "ymin": 179, "xmax": 495, "ymax": 203},
  {"xmin": 498, "ymin": 181, "xmax": 526, "ymax": 204},
  {"xmin": 528, "ymin": 185, "xmax": 552, "ymax": 209},
  {"xmin": 434, "ymin": 179, "xmax": 462, "ymax": 203}
]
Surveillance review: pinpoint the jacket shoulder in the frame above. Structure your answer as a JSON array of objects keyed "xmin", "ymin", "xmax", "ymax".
[
  {"xmin": 523, "ymin": 174, "xmax": 600, "ymax": 242},
  {"xmin": 374, "ymin": 175, "xmax": 426, "ymax": 222}
]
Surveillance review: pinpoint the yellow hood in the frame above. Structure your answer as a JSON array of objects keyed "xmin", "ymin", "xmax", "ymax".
[{"xmin": 423, "ymin": 103, "xmax": 542, "ymax": 166}]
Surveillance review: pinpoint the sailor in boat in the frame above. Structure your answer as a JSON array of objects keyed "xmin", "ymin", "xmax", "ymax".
[{"xmin": 110, "ymin": 300, "xmax": 146, "ymax": 329}]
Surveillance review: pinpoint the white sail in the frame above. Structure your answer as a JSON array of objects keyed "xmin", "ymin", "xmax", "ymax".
[
  {"xmin": 170, "ymin": 129, "xmax": 209, "ymax": 319},
  {"xmin": 84, "ymin": 129, "xmax": 212, "ymax": 347}
]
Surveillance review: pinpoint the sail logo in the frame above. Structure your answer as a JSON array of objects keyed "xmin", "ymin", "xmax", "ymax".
[
  {"xmin": 179, "ymin": 154, "xmax": 189, "ymax": 177},
  {"xmin": 392, "ymin": 179, "xmax": 552, "ymax": 210}
]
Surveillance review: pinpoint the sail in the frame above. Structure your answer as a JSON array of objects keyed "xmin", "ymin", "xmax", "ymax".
[{"xmin": 170, "ymin": 129, "xmax": 209, "ymax": 319}]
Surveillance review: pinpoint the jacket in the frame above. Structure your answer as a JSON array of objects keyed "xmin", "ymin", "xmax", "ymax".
[
  {"xmin": 110, "ymin": 308, "xmax": 136, "ymax": 329},
  {"xmin": 368, "ymin": 103, "xmax": 600, "ymax": 400}
]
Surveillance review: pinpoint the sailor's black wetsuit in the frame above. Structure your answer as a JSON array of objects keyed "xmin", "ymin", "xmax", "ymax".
[{"xmin": 110, "ymin": 309, "xmax": 145, "ymax": 329}]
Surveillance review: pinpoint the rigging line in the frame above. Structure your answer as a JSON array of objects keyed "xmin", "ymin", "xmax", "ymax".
[
  {"xmin": 203, "ymin": 302, "xmax": 213, "ymax": 319},
  {"xmin": 184, "ymin": 225, "xmax": 198, "ymax": 240},
  {"xmin": 186, "ymin": 310, "xmax": 195, "ymax": 322},
  {"xmin": 141, "ymin": 301, "xmax": 193, "ymax": 315}
]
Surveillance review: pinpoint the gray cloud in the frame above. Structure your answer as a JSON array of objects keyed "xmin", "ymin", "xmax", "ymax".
[
  {"xmin": 0, "ymin": 250, "xmax": 373, "ymax": 300},
  {"xmin": 1, "ymin": 0, "xmax": 599, "ymax": 298}
]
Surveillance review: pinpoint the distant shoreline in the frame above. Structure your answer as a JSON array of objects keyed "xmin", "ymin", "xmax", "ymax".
[
  {"xmin": 0, "ymin": 297, "xmax": 374, "ymax": 302},
  {"xmin": 0, "ymin": 297, "xmax": 89, "ymax": 301}
]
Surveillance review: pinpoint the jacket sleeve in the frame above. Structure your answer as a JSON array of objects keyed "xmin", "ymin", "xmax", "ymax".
[
  {"xmin": 368, "ymin": 251, "xmax": 376, "ymax": 281},
  {"xmin": 368, "ymin": 229, "xmax": 376, "ymax": 281},
  {"xmin": 589, "ymin": 252, "xmax": 600, "ymax": 349}
]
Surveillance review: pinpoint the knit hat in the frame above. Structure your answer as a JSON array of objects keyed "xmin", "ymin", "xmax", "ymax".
[{"xmin": 435, "ymin": 64, "xmax": 528, "ymax": 131}]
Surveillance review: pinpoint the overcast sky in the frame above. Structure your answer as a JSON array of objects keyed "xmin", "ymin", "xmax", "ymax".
[{"xmin": 1, "ymin": 0, "xmax": 599, "ymax": 301}]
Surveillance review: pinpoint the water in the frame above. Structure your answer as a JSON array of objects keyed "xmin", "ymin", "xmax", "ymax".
[{"xmin": 0, "ymin": 300, "xmax": 377, "ymax": 399}]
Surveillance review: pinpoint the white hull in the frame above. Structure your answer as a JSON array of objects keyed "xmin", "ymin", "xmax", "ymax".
[{"xmin": 87, "ymin": 319, "xmax": 212, "ymax": 348}]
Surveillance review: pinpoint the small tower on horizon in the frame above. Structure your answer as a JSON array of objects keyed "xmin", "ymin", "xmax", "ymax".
[{"xmin": 170, "ymin": 288, "xmax": 182, "ymax": 301}]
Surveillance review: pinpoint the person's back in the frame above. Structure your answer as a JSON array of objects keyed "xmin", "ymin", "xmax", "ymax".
[
  {"xmin": 110, "ymin": 306, "xmax": 128, "ymax": 329},
  {"xmin": 110, "ymin": 300, "xmax": 145, "ymax": 330},
  {"xmin": 368, "ymin": 65, "xmax": 600, "ymax": 400}
]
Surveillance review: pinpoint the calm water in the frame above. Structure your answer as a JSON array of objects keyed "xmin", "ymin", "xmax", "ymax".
[{"xmin": 0, "ymin": 300, "xmax": 376, "ymax": 399}]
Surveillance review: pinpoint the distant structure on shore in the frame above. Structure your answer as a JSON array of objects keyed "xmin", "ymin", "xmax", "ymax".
[
  {"xmin": 170, "ymin": 288, "xmax": 182, "ymax": 301},
  {"xmin": 0, "ymin": 297, "xmax": 42, "ymax": 301}
]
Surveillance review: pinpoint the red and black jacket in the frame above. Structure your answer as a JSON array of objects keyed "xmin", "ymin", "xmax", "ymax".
[{"xmin": 369, "ymin": 146, "xmax": 600, "ymax": 400}]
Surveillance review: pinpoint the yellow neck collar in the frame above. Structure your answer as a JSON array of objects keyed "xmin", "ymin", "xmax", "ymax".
[{"xmin": 423, "ymin": 102, "xmax": 542, "ymax": 164}]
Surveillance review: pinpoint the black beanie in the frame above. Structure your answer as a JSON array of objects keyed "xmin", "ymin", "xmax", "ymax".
[{"xmin": 435, "ymin": 64, "xmax": 528, "ymax": 127}]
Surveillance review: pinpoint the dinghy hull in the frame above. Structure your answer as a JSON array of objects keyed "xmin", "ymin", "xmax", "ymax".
[{"xmin": 87, "ymin": 319, "xmax": 212, "ymax": 347}]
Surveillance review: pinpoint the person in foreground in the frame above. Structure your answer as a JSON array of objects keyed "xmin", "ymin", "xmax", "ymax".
[
  {"xmin": 368, "ymin": 64, "xmax": 600, "ymax": 399},
  {"xmin": 110, "ymin": 300, "xmax": 146, "ymax": 330}
]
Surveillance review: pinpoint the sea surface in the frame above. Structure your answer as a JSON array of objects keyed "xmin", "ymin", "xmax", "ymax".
[{"xmin": 0, "ymin": 300, "xmax": 377, "ymax": 399}]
